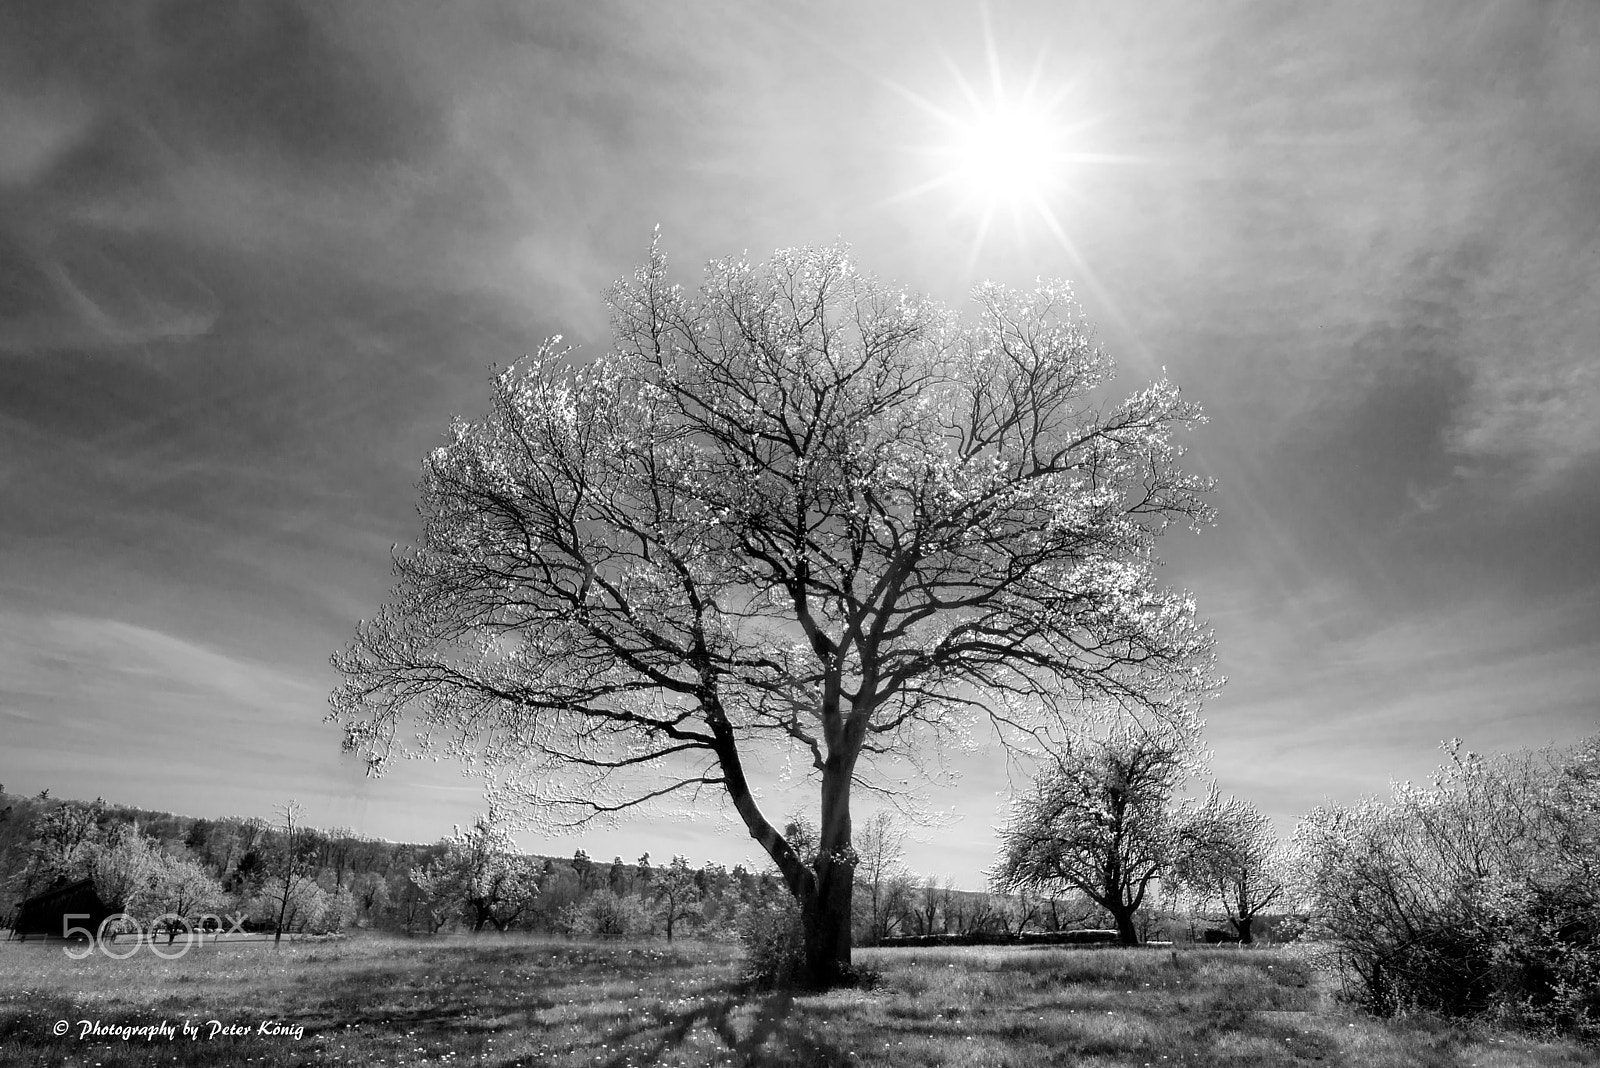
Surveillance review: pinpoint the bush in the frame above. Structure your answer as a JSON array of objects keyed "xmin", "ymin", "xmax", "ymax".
[
  {"xmin": 1296, "ymin": 737, "xmax": 1599, "ymax": 1041},
  {"xmin": 736, "ymin": 898, "xmax": 805, "ymax": 989},
  {"xmin": 559, "ymin": 889, "xmax": 650, "ymax": 940},
  {"xmin": 249, "ymin": 879, "xmax": 350, "ymax": 935}
]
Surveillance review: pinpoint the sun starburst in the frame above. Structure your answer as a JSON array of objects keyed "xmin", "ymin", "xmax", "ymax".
[{"xmin": 882, "ymin": 10, "xmax": 1130, "ymax": 281}]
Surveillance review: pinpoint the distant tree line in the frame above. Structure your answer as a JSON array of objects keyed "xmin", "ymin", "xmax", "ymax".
[
  {"xmin": 0, "ymin": 784, "xmax": 1289, "ymax": 949},
  {"xmin": 0, "ymin": 789, "xmax": 816, "ymax": 943},
  {"xmin": 0, "ymin": 792, "xmax": 373, "ymax": 939}
]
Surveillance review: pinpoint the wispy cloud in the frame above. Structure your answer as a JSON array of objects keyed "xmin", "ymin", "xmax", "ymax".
[{"xmin": 0, "ymin": 611, "xmax": 320, "ymax": 726}]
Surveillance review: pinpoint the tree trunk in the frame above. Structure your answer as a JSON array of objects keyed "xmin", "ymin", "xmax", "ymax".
[
  {"xmin": 1233, "ymin": 914, "xmax": 1254, "ymax": 945},
  {"xmin": 800, "ymin": 760, "xmax": 854, "ymax": 987},
  {"xmin": 800, "ymin": 860, "xmax": 853, "ymax": 987},
  {"xmin": 1110, "ymin": 905, "xmax": 1140, "ymax": 946},
  {"xmin": 710, "ymin": 699, "xmax": 857, "ymax": 988},
  {"xmin": 274, "ymin": 885, "xmax": 289, "ymax": 948}
]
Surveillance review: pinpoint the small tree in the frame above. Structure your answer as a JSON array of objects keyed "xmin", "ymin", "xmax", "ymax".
[
  {"xmin": 1173, "ymin": 789, "xmax": 1288, "ymax": 944},
  {"xmin": 992, "ymin": 718, "xmax": 1200, "ymax": 945},
  {"xmin": 651, "ymin": 855, "xmax": 703, "ymax": 942},
  {"xmin": 253, "ymin": 877, "xmax": 345, "ymax": 935},
  {"xmin": 269, "ymin": 802, "xmax": 315, "ymax": 947},
  {"xmin": 853, "ymin": 811, "xmax": 909, "ymax": 944},
  {"xmin": 332, "ymin": 241, "xmax": 1216, "ymax": 986}
]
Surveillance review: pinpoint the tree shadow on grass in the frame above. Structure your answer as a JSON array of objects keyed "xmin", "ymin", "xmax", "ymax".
[
  {"xmin": 586, "ymin": 983, "xmax": 845, "ymax": 1068},
  {"xmin": 278, "ymin": 941, "xmax": 845, "ymax": 1067}
]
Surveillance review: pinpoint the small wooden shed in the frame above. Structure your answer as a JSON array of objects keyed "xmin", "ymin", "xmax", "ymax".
[{"xmin": 10, "ymin": 878, "xmax": 114, "ymax": 941}]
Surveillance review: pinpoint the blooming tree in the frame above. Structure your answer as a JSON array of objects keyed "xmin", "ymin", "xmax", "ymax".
[
  {"xmin": 411, "ymin": 818, "xmax": 538, "ymax": 933},
  {"xmin": 853, "ymin": 810, "xmax": 911, "ymax": 944},
  {"xmin": 88, "ymin": 822, "xmax": 160, "ymax": 914},
  {"xmin": 1171, "ymin": 788, "xmax": 1288, "ymax": 944},
  {"xmin": 9, "ymin": 796, "xmax": 107, "ymax": 903},
  {"xmin": 331, "ymin": 241, "xmax": 1215, "ymax": 985},
  {"xmin": 650, "ymin": 854, "xmax": 702, "ymax": 942},
  {"xmin": 991, "ymin": 718, "xmax": 1202, "ymax": 945}
]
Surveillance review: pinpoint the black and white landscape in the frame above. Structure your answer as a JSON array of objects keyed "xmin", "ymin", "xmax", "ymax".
[{"xmin": 2, "ymin": 2, "xmax": 1597, "ymax": 1063}]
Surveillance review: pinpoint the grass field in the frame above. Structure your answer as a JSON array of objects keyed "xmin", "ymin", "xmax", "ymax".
[{"xmin": 1, "ymin": 934, "xmax": 1593, "ymax": 1067}]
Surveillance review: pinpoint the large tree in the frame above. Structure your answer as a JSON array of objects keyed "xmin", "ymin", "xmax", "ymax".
[
  {"xmin": 331, "ymin": 242, "xmax": 1215, "ymax": 985},
  {"xmin": 991, "ymin": 718, "xmax": 1200, "ymax": 945}
]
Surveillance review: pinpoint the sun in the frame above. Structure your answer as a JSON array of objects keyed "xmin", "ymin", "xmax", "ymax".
[
  {"xmin": 944, "ymin": 96, "xmax": 1068, "ymax": 213},
  {"xmin": 877, "ymin": 10, "xmax": 1129, "ymax": 278}
]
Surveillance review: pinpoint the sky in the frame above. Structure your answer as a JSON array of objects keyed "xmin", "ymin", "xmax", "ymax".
[{"xmin": 2, "ymin": 0, "xmax": 1596, "ymax": 886}]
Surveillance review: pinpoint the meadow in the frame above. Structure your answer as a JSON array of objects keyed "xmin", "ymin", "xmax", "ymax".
[{"xmin": 1, "ymin": 934, "xmax": 1594, "ymax": 1068}]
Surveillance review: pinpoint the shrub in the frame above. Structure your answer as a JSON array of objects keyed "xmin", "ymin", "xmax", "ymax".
[
  {"xmin": 736, "ymin": 898, "xmax": 805, "ymax": 989},
  {"xmin": 559, "ymin": 889, "xmax": 650, "ymax": 940},
  {"xmin": 1296, "ymin": 737, "xmax": 1599, "ymax": 1041},
  {"xmin": 250, "ymin": 879, "xmax": 350, "ymax": 935}
]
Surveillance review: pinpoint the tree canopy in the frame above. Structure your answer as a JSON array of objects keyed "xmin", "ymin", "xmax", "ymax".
[{"xmin": 331, "ymin": 240, "xmax": 1216, "ymax": 984}]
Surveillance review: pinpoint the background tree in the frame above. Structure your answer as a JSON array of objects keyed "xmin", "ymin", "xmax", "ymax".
[
  {"xmin": 607, "ymin": 856, "xmax": 632, "ymax": 896},
  {"xmin": 636, "ymin": 852, "xmax": 652, "ymax": 890},
  {"xmin": 991, "ymin": 889, "xmax": 1044, "ymax": 938},
  {"xmin": 912, "ymin": 876, "xmax": 943, "ymax": 936},
  {"xmin": 1172, "ymin": 788, "xmax": 1288, "ymax": 944},
  {"xmin": 412, "ymin": 818, "xmax": 539, "ymax": 933},
  {"xmin": 12, "ymin": 796, "xmax": 107, "ymax": 900},
  {"xmin": 320, "ymin": 827, "xmax": 356, "ymax": 889},
  {"xmin": 269, "ymin": 801, "xmax": 315, "ymax": 947},
  {"xmin": 992, "ymin": 718, "xmax": 1200, "ymax": 945},
  {"xmin": 852, "ymin": 811, "xmax": 910, "ymax": 944},
  {"xmin": 332, "ymin": 241, "xmax": 1215, "ymax": 986},
  {"xmin": 571, "ymin": 850, "xmax": 594, "ymax": 892},
  {"xmin": 651, "ymin": 855, "xmax": 703, "ymax": 942},
  {"xmin": 226, "ymin": 816, "xmax": 270, "ymax": 893},
  {"xmin": 146, "ymin": 854, "xmax": 226, "ymax": 943},
  {"xmin": 89, "ymin": 822, "xmax": 160, "ymax": 915},
  {"xmin": 349, "ymin": 870, "xmax": 391, "ymax": 928}
]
